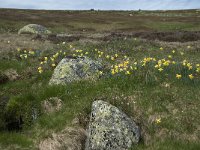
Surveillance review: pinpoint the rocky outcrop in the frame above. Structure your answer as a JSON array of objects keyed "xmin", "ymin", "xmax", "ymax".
[
  {"xmin": 85, "ymin": 100, "xmax": 140, "ymax": 150},
  {"xmin": 49, "ymin": 56, "xmax": 102, "ymax": 85},
  {"xmin": 18, "ymin": 24, "xmax": 51, "ymax": 35}
]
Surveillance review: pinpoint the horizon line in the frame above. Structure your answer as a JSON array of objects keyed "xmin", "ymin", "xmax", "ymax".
[{"xmin": 0, "ymin": 7, "xmax": 200, "ymax": 11}]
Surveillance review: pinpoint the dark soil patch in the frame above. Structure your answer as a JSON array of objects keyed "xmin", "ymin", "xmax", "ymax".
[
  {"xmin": 103, "ymin": 31, "xmax": 200, "ymax": 42},
  {"xmin": 32, "ymin": 34, "xmax": 81, "ymax": 44}
]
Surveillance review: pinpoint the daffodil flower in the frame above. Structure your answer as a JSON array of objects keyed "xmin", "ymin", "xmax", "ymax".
[{"xmin": 176, "ymin": 74, "xmax": 182, "ymax": 79}]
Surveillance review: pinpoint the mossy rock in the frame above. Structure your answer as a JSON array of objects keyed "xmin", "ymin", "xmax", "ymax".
[
  {"xmin": 49, "ymin": 56, "xmax": 102, "ymax": 85},
  {"xmin": 18, "ymin": 24, "xmax": 51, "ymax": 35}
]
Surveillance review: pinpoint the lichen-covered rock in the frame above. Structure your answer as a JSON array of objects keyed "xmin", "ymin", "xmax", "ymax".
[
  {"xmin": 39, "ymin": 127, "xmax": 87, "ymax": 150},
  {"xmin": 18, "ymin": 24, "xmax": 51, "ymax": 35},
  {"xmin": 49, "ymin": 56, "xmax": 102, "ymax": 85},
  {"xmin": 85, "ymin": 100, "xmax": 140, "ymax": 150}
]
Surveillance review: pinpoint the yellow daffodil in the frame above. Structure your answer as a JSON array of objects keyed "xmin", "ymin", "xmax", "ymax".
[
  {"xmin": 111, "ymin": 57, "xmax": 115, "ymax": 61},
  {"xmin": 44, "ymin": 57, "xmax": 48, "ymax": 61},
  {"xmin": 52, "ymin": 64, "xmax": 56, "ymax": 67},
  {"xmin": 24, "ymin": 54, "xmax": 27, "ymax": 59},
  {"xmin": 176, "ymin": 74, "xmax": 182, "ymax": 79},
  {"xmin": 111, "ymin": 69, "xmax": 115, "ymax": 75},
  {"xmin": 126, "ymin": 71, "xmax": 131, "ymax": 75},
  {"xmin": 29, "ymin": 51, "xmax": 35, "ymax": 55},
  {"xmin": 158, "ymin": 68, "xmax": 163, "ymax": 72},
  {"xmin": 189, "ymin": 74, "xmax": 194, "ymax": 80},
  {"xmin": 160, "ymin": 47, "xmax": 163, "ymax": 50},
  {"xmin": 106, "ymin": 55, "xmax": 110, "ymax": 59},
  {"xmin": 38, "ymin": 70, "xmax": 43, "ymax": 73},
  {"xmin": 115, "ymin": 54, "xmax": 118, "ymax": 58},
  {"xmin": 99, "ymin": 71, "xmax": 103, "ymax": 75},
  {"xmin": 172, "ymin": 50, "xmax": 175, "ymax": 53},
  {"xmin": 155, "ymin": 118, "xmax": 161, "ymax": 124},
  {"xmin": 85, "ymin": 52, "xmax": 89, "ymax": 55}
]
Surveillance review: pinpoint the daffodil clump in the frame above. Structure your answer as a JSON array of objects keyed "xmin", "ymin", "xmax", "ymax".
[
  {"xmin": 17, "ymin": 43, "xmax": 200, "ymax": 82},
  {"xmin": 17, "ymin": 48, "xmax": 36, "ymax": 59}
]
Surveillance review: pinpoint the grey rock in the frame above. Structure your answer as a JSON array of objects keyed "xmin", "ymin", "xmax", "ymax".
[
  {"xmin": 18, "ymin": 24, "xmax": 51, "ymax": 35},
  {"xmin": 49, "ymin": 56, "xmax": 102, "ymax": 85},
  {"xmin": 85, "ymin": 100, "xmax": 140, "ymax": 150}
]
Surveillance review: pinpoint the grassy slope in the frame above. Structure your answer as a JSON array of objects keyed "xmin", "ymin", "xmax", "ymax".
[
  {"xmin": 0, "ymin": 9, "xmax": 200, "ymax": 33},
  {"xmin": 0, "ymin": 9, "xmax": 200, "ymax": 149}
]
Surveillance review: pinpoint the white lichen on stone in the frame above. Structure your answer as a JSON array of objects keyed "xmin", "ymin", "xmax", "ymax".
[
  {"xmin": 49, "ymin": 56, "xmax": 102, "ymax": 85},
  {"xmin": 85, "ymin": 100, "xmax": 140, "ymax": 150}
]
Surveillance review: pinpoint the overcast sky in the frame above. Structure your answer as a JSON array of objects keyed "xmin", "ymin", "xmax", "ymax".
[{"xmin": 0, "ymin": 0, "xmax": 199, "ymax": 10}]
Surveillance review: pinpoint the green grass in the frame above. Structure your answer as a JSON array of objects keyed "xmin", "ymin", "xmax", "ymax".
[{"xmin": 0, "ymin": 9, "xmax": 200, "ymax": 33}]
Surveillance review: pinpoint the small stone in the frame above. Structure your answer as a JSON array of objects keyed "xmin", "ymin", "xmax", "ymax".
[
  {"xmin": 4, "ymin": 69, "xmax": 19, "ymax": 81},
  {"xmin": 41, "ymin": 97, "xmax": 62, "ymax": 114}
]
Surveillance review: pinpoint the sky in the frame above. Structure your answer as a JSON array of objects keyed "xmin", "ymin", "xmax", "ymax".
[{"xmin": 0, "ymin": 0, "xmax": 200, "ymax": 10}]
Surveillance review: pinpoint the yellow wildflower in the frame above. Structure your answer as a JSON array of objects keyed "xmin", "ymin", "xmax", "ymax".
[
  {"xmin": 106, "ymin": 55, "xmax": 110, "ymax": 59},
  {"xmin": 99, "ymin": 71, "xmax": 103, "ymax": 75},
  {"xmin": 52, "ymin": 64, "xmax": 56, "ymax": 67},
  {"xmin": 24, "ymin": 54, "xmax": 27, "ymax": 59},
  {"xmin": 158, "ymin": 68, "xmax": 163, "ymax": 72},
  {"xmin": 155, "ymin": 118, "xmax": 161, "ymax": 124},
  {"xmin": 126, "ymin": 71, "xmax": 131, "ymax": 75},
  {"xmin": 17, "ymin": 48, "xmax": 21, "ymax": 52},
  {"xmin": 176, "ymin": 74, "xmax": 182, "ymax": 79},
  {"xmin": 168, "ymin": 55, "xmax": 172, "ymax": 59},
  {"xmin": 189, "ymin": 74, "xmax": 194, "ymax": 80},
  {"xmin": 111, "ymin": 69, "xmax": 115, "ymax": 75}
]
